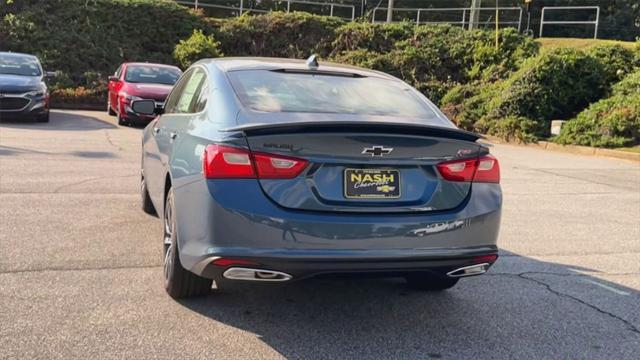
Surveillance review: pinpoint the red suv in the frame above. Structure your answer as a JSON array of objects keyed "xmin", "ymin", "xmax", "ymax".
[{"xmin": 107, "ymin": 63, "xmax": 181, "ymax": 125}]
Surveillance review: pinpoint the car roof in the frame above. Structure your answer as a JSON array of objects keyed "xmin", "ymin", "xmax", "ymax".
[
  {"xmin": 0, "ymin": 51, "xmax": 39, "ymax": 60},
  {"xmin": 124, "ymin": 62, "xmax": 180, "ymax": 69},
  {"xmin": 202, "ymin": 57, "xmax": 395, "ymax": 80}
]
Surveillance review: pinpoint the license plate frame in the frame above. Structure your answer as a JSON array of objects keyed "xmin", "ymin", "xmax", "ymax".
[{"xmin": 344, "ymin": 168, "xmax": 401, "ymax": 199}]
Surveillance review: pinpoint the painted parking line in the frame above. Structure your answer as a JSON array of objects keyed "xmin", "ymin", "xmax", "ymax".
[{"xmin": 582, "ymin": 279, "xmax": 630, "ymax": 296}]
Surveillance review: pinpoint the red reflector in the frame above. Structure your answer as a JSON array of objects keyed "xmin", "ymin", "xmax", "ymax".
[
  {"xmin": 472, "ymin": 254, "xmax": 498, "ymax": 263},
  {"xmin": 211, "ymin": 258, "xmax": 259, "ymax": 267},
  {"xmin": 203, "ymin": 144, "xmax": 308, "ymax": 179},
  {"xmin": 436, "ymin": 155, "xmax": 500, "ymax": 183}
]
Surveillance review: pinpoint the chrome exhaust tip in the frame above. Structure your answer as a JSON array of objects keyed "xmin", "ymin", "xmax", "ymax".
[
  {"xmin": 222, "ymin": 267, "xmax": 292, "ymax": 282},
  {"xmin": 446, "ymin": 263, "xmax": 490, "ymax": 278}
]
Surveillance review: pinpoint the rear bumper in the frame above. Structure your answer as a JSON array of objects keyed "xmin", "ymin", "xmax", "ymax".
[
  {"xmin": 194, "ymin": 246, "xmax": 498, "ymax": 281},
  {"xmin": 172, "ymin": 178, "xmax": 502, "ymax": 280}
]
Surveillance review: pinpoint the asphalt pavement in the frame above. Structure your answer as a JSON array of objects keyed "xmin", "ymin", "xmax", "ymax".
[{"xmin": 1, "ymin": 110, "xmax": 639, "ymax": 359}]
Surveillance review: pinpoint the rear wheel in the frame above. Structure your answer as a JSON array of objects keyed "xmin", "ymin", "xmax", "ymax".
[
  {"xmin": 163, "ymin": 188, "xmax": 213, "ymax": 299},
  {"xmin": 140, "ymin": 174, "xmax": 156, "ymax": 216},
  {"xmin": 117, "ymin": 113, "xmax": 128, "ymax": 126},
  {"xmin": 405, "ymin": 273, "xmax": 459, "ymax": 291},
  {"xmin": 107, "ymin": 100, "xmax": 116, "ymax": 116}
]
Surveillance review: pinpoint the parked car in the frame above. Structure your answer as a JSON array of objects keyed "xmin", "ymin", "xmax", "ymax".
[
  {"xmin": 107, "ymin": 62, "xmax": 181, "ymax": 126},
  {"xmin": 0, "ymin": 52, "xmax": 50, "ymax": 122},
  {"xmin": 134, "ymin": 57, "xmax": 502, "ymax": 299}
]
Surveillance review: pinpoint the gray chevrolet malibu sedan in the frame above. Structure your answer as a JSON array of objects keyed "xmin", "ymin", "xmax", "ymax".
[{"xmin": 133, "ymin": 57, "xmax": 502, "ymax": 299}]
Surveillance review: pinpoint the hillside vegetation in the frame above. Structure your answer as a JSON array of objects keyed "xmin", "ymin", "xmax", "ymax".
[{"xmin": 1, "ymin": 0, "xmax": 638, "ymax": 147}]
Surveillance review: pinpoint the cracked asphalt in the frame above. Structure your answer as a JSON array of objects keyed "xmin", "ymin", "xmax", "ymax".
[{"xmin": 1, "ymin": 110, "xmax": 639, "ymax": 359}]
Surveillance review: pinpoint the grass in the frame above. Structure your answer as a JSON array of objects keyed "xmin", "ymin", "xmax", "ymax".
[{"xmin": 537, "ymin": 38, "xmax": 637, "ymax": 51}]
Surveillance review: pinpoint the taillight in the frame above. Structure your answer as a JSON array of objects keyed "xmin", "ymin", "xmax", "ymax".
[
  {"xmin": 473, "ymin": 155, "xmax": 500, "ymax": 183},
  {"xmin": 436, "ymin": 154, "xmax": 500, "ymax": 183},
  {"xmin": 253, "ymin": 152, "xmax": 309, "ymax": 179},
  {"xmin": 203, "ymin": 145, "xmax": 255, "ymax": 178},
  {"xmin": 203, "ymin": 144, "xmax": 308, "ymax": 179}
]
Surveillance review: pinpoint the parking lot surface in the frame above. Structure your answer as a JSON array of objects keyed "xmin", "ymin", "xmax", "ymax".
[{"xmin": 1, "ymin": 110, "xmax": 639, "ymax": 359}]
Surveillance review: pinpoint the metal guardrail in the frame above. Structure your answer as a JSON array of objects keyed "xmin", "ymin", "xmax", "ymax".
[
  {"xmin": 371, "ymin": 6, "xmax": 523, "ymax": 31},
  {"xmin": 285, "ymin": 0, "xmax": 355, "ymax": 20},
  {"xmin": 177, "ymin": 0, "xmax": 355, "ymax": 21},
  {"xmin": 539, "ymin": 6, "xmax": 600, "ymax": 39}
]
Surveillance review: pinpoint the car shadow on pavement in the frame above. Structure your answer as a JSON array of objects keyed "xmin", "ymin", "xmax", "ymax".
[
  {"xmin": 0, "ymin": 110, "xmax": 117, "ymax": 130},
  {"xmin": 177, "ymin": 251, "xmax": 639, "ymax": 358}
]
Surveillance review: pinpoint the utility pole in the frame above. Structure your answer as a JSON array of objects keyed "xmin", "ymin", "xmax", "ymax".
[
  {"xmin": 387, "ymin": 0, "xmax": 395, "ymax": 23},
  {"xmin": 469, "ymin": 0, "xmax": 481, "ymax": 30},
  {"xmin": 495, "ymin": 0, "xmax": 499, "ymax": 49}
]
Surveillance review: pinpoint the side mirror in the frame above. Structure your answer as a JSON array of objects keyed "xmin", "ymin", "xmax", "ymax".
[
  {"xmin": 131, "ymin": 99, "xmax": 159, "ymax": 116},
  {"xmin": 108, "ymin": 75, "xmax": 119, "ymax": 82}
]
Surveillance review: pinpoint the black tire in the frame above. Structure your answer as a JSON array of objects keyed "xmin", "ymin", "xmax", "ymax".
[
  {"xmin": 107, "ymin": 101, "xmax": 116, "ymax": 116},
  {"xmin": 117, "ymin": 114, "xmax": 127, "ymax": 126},
  {"xmin": 405, "ymin": 273, "xmax": 459, "ymax": 291},
  {"xmin": 163, "ymin": 188, "xmax": 213, "ymax": 299},
  {"xmin": 37, "ymin": 112, "xmax": 50, "ymax": 123},
  {"xmin": 140, "ymin": 174, "xmax": 156, "ymax": 216}
]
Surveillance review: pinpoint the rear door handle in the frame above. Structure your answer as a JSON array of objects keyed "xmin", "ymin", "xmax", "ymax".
[
  {"xmin": 152, "ymin": 127, "xmax": 160, "ymax": 134},
  {"xmin": 169, "ymin": 132, "xmax": 177, "ymax": 140}
]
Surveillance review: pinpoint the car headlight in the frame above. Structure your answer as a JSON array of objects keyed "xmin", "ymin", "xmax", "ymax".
[
  {"xmin": 25, "ymin": 90, "xmax": 46, "ymax": 97},
  {"xmin": 121, "ymin": 92, "xmax": 141, "ymax": 101}
]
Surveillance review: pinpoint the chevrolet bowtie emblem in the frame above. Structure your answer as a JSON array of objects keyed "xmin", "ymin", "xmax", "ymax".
[
  {"xmin": 376, "ymin": 185, "xmax": 396, "ymax": 193},
  {"xmin": 362, "ymin": 146, "xmax": 393, "ymax": 157}
]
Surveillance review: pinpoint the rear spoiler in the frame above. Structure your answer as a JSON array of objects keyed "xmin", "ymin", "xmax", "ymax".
[{"xmin": 221, "ymin": 121, "xmax": 482, "ymax": 142}]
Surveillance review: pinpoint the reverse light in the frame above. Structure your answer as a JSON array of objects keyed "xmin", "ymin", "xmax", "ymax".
[
  {"xmin": 437, "ymin": 154, "xmax": 500, "ymax": 183},
  {"xmin": 203, "ymin": 144, "xmax": 308, "ymax": 179},
  {"xmin": 253, "ymin": 152, "xmax": 309, "ymax": 179}
]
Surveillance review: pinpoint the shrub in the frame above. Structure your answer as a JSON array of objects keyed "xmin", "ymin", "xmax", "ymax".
[
  {"xmin": 50, "ymin": 86, "xmax": 107, "ymax": 108},
  {"xmin": 587, "ymin": 44, "xmax": 637, "ymax": 84},
  {"xmin": 332, "ymin": 25, "xmax": 537, "ymax": 104},
  {"xmin": 173, "ymin": 29, "xmax": 223, "ymax": 68},
  {"xmin": 0, "ymin": 0, "xmax": 209, "ymax": 84},
  {"xmin": 612, "ymin": 68, "xmax": 640, "ymax": 97},
  {"xmin": 555, "ymin": 93, "xmax": 640, "ymax": 148},
  {"xmin": 332, "ymin": 21, "xmax": 414, "ymax": 54},
  {"xmin": 478, "ymin": 116, "xmax": 542, "ymax": 143},
  {"xmin": 215, "ymin": 12, "xmax": 343, "ymax": 58},
  {"xmin": 440, "ymin": 82, "xmax": 487, "ymax": 130},
  {"xmin": 482, "ymin": 48, "xmax": 608, "ymax": 137}
]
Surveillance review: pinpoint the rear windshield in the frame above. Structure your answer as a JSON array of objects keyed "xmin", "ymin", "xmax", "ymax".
[
  {"xmin": 0, "ymin": 54, "xmax": 42, "ymax": 77},
  {"xmin": 125, "ymin": 65, "xmax": 181, "ymax": 85},
  {"xmin": 228, "ymin": 70, "xmax": 439, "ymax": 118}
]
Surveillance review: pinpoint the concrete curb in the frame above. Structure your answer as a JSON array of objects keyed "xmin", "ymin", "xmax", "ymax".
[{"xmin": 483, "ymin": 136, "xmax": 640, "ymax": 162}]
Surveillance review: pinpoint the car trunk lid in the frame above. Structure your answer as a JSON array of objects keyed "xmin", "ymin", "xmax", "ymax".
[{"xmin": 224, "ymin": 118, "xmax": 484, "ymax": 214}]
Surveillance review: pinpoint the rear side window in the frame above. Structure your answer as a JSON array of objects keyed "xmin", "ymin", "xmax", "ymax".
[
  {"xmin": 174, "ymin": 68, "xmax": 207, "ymax": 113},
  {"xmin": 227, "ymin": 70, "xmax": 439, "ymax": 119}
]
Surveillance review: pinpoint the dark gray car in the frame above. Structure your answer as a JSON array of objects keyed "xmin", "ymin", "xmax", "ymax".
[
  {"xmin": 135, "ymin": 57, "xmax": 502, "ymax": 299},
  {"xmin": 0, "ymin": 52, "xmax": 50, "ymax": 122}
]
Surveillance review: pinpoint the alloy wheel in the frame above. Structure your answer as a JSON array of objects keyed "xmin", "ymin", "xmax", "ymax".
[{"xmin": 163, "ymin": 191, "xmax": 174, "ymax": 284}]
